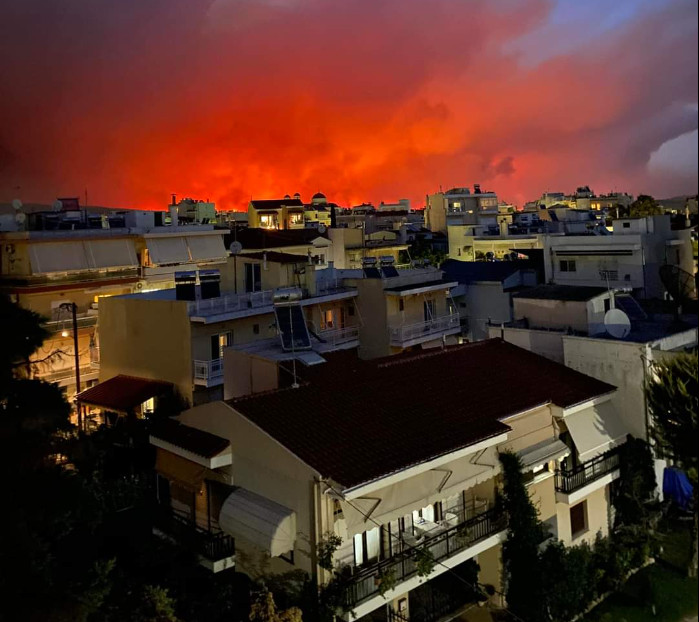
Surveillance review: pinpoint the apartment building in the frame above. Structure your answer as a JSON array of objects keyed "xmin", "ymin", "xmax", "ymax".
[
  {"xmin": 98, "ymin": 253, "xmax": 361, "ymax": 406},
  {"xmin": 149, "ymin": 340, "xmax": 628, "ymax": 622},
  {"xmin": 425, "ymin": 186, "xmax": 498, "ymax": 234},
  {"xmin": 544, "ymin": 215, "xmax": 693, "ymax": 299},
  {"xmin": 441, "ymin": 260, "xmax": 541, "ymax": 341},
  {"xmin": 0, "ymin": 205, "xmax": 227, "ymax": 401},
  {"xmin": 231, "ymin": 227, "xmax": 335, "ymax": 267},
  {"xmin": 247, "ymin": 198, "xmax": 306, "ymax": 230},
  {"xmin": 328, "ymin": 227, "xmax": 409, "ymax": 269}
]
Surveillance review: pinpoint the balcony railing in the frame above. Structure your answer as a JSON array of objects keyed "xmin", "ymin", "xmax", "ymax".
[
  {"xmin": 555, "ymin": 448, "xmax": 621, "ymax": 494},
  {"xmin": 156, "ymin": 509, "xmax": 235, "ymax": 562},
  {"xmin": 342, "ymin": 508, "xmax": 506, "ymax": 608},
  {"xmin": 389, "ymin": 314, "xmax": 460, "ymax": 345},
  {"xmin": 310, "ymin": 324, "xmax": 360, "ymax": 347},
  {"xmin": 193, "ymin": 358, "xmax": 224, "ymax": 383},
  {"xmin": 187, "ymin": 290, "xmax": 274, "ymax": 316}
]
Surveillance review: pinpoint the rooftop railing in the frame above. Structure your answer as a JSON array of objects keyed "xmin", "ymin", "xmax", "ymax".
[
  {"xmin": 389, "ymin": 313, "xmax": 460, "ymax": 345},
  {"xmin": 187, "ymin": 290, "xmax": 274, "ymax": 316},
  {"xmin": 155, "ymin": 509, "xmax": 235, "ymax": 563}
]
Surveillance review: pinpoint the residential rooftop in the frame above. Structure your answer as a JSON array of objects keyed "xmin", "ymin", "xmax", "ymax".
[
  {"xmin": 227, "ymin": 339, "xmax": 615, "ymax": 489},
  {"xmin": 513, "ymin": 285, "xmax": 609, "ymax": 302}
]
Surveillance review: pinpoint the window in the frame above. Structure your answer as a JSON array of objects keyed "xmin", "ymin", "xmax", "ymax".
[
  {"xmin": 353, "ymin": 527, "xmax": 382, "ymax": 566},
  {"xmin": 322, "ymin": 310, "xmax": 335, "ymax": 330},
  {"xmin": 623, "ymin": 222, "xmax": 631, "ymax": 229},
  {"xmin": 570, "ymin": 501, "xmax": 587, "ymax": 537},
  {"xmin": 559, "ymin": 260, "xmax": 576, "ymax": 272},
  {"xmin": 399, "ymin": 299, "xmax": 405, "ymax": 312},
  {"xmin": 624, "ymin": 274, "xmax": 631, "ymax": 282},
  {"xmin": 260, "ymin": 214, "xmax": 277, "ymax": 229},
  {"xmin": 245, "ymin": 263, "xmax": 262, "ymax": 293},
  {"xmin": 253, "ymin": 324, "xmax": 260, "ymax": 335}
]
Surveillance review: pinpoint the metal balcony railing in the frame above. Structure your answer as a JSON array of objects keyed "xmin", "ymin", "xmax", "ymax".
[
  {"xmin": 555, "ymin": 448, "xmax": 621, "ymax": 494},
  {"xmin": 388, "ymin": 314, "xmax": 460, "ymax": 345},
  {"xmin": 342, "ymin": 508, "xmax": 506, "ymax": 608},
  {"xmin": 187, "ymin": 290, "xmax": 274, "ymax": 316},
  {"xmin": 310, "ymin": 324, "xmax": 360, "ymax": 347},
  {"xmin": 156, "ymin": 509, "xmax": 235, "ymax": 562},
  {"xmin": 193, "ymin": 358, "xmax": 224, "ymax": 382}
]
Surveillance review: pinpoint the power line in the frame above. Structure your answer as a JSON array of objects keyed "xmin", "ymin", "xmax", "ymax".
[{"xmin": 323, "ymin": 481, "xmax": 527, "ymax": 622}]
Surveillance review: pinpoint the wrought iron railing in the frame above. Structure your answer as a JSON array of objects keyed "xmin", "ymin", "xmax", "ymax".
[
  {"xmin": 555, "ymin": 448, "xmax": 621, "ymax": 494},
  {"xmin": 341, "ymin": 508, "xmax": 506, "ymax": 607},
  {"xmin": 156, "ymin": 509, "xmax": 235, "ymax": 561},
  {"xmin": 388, "ymin": 313, "xmax": 460, "ymax": 345}
]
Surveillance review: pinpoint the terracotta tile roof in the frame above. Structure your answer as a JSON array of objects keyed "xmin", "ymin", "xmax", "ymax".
[
  {"xmin": 151, "ymin": 419, "xmax": 230, "ymax": 458},
  {"xmin": 228, "ymin": 340, "xmax": 615, "ymax": 488},
  {"xmin": 76, "ymin": 375, "xmax": 173, "ymax": 412}
]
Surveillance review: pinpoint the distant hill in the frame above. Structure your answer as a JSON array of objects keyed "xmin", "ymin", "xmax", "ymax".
[{"xmin": 658, "ymin": 195, "xmax": 698, "ymax": 214}]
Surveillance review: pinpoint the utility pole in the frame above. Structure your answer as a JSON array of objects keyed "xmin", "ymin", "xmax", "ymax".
[{"xmin": 60, "ymin": 302, "xmax": 82, "ymax": 432}]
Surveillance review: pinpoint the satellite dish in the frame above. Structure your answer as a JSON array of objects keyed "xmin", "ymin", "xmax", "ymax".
[
  {"xmin": 11, "ymin": 199, "xmax": 22, "ymax": 211},
  {"xmin": 52, "ymin": 200, "xmax": 63, "ymax": 212},
  {"xmin": 229, "ymin": 241, "xmax": 243, "ymax": 255},
  {"xmin": 604, "ymin": 309, "xmax": 631, "ymax": 339},
  {"xmin": 317, "ymin": 224, "xmax": 327, "ymax": 234},
  {"xmin": 15, "ymin": 212, "xmax": 26, "ymax": 225}
]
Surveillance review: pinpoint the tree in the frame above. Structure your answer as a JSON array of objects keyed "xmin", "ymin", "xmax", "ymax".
[
  {"xmin": 613, "ymin": 437, "xmax": 657, "ymax": 528},
  {"xmin": 645, "ymin": 352, "xmax": 698, "ymax": 577},
  {"xmin": 629, "ymin": 195, "xmax": 663, "ymax": 218},
  {"xmin": 250, "ymin": 590, "xmax": 302, "ymax": 622},
  {"xmin": 498, "ymin": 451, "xmax": 547, "ymax": 621}
]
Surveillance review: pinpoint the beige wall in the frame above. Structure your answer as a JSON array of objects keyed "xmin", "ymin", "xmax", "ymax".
[
  {"xmin": 99, "ymin": 296, "xmax": 193, "ymax": 402},
  {"xmin": 528, "ymin": 475, "xmax": 557, "ymax": 524},
  {"xmin": 556, "ymin": 485, "xmax": 611, "ymax": 546},
  {"xmin": 490, "ymin": 325, "xmax": 565, "ymax": 364},
  {"xmin": 498, "ymin": 406, "xmax": 556, "ymax": 455},
  {"xmin": 223, "ymin": 350, "xmax": 279, "ymax": 399},
  {"xmin": 357, "ymin": 279, "xmax": 390, "ymax": 359},
  {"xmin": 513, "ymin": 298, "xmax": 589, "ymax": 332},
  {"xmin": 178, "ymin": 401, "xmax": 322, "ymax": 576}
]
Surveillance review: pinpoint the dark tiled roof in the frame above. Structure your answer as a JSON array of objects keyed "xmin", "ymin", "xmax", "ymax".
[
  {"xmin": 228, "ymin": 340, "xmax": 615, "ymax": 488},
  {"xmin": 151, "ymin": 419, "xmax": 230, "ymax": 458},
  {"xmin": 236, "ymin": 251, "xmax": 309, "ymax": 264},
  {"xmin": 250, "ymin": 199, "xmax": 304, "ymax": 209},
  {"xmin": 512, "ymin": 285, "xmax": 608, "ymax": 301},
  {"xmin": 76, "ymin": 375, "xmax": 173, "ymax": 412},
  {"xmin": 441, "ymin": 259, "xmax": 533, "ymax": 284},
  {"xmin": 230, "ymin": 228, "xmax": 329, "ymax": 250}
]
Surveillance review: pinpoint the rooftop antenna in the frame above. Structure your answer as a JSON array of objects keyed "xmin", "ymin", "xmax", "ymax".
[{"xmin": 604, "ymin": 308, "xmax": 631, "ymax": 339}]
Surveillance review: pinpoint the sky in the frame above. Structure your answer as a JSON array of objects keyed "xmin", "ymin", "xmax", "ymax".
[{"xmin": 0, "ymin": 0, "xmax": 697, "ymax": 210}]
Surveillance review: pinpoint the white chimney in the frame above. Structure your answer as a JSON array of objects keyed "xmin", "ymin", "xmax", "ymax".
[{"xmin": 169, "ymin": 205, "xmax": 178, "ymax": 228}]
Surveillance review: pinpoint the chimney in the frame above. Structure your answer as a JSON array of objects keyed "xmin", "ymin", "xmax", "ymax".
[{"xmin": 170, "ymin": 205, "xmax": 178, "ymax": 228}]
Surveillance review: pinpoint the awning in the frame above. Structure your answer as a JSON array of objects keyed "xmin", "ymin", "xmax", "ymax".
[
  {"xmin": 29, "ymin": 241, "xmax": 89, "ymax": 273},
  {"xmin": 186, "ymin": 235, "xmax": 227, "ymax": 261},
  {"xmin": 146, "ymin": 237, "xmax": 190, "ymax": 265},
  {"xmin": 219, "ymin": 487, "xmax": 296, "ymax": 557},
  {"xmin": 340, "ymin": 445, "xmax": 499, "ymax": 537},
  {"xmin": 563, "ymin": 401, "xmax": 628, "ymax": 462},
  {"xmin": 155, "ymin": 448, "xmax": 207, "ymax": 492},
  {"xmin": 517, "ymin": 438, "xmax": 570, "ymax": 470},
  {"xmin": 76, "ymin": 374, "xmax": 173, "ymax": 413},
  {"xmin": 85, "ymin": 239, "xmax": 138, "ymax": 269}
]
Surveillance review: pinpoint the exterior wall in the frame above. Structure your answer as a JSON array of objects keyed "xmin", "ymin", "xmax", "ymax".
[
  {"xmin": 356, "ymin": 279, "xmax": 390, "ymax": 359},
  {"xmin": 190, "ymin": 313, "xmax": 277, "ymax": 361},
  {"xmin": 529, "ymin": 476, "xmax": 557, "ymax": 525},
  {"xmin": 458, "ymin": 282, "xmax": 513, "ymax": 341},
  {"xmin": 513, "ymin": 298, "xmax": 589, "ymax": 332},
  {"xmin": 477, "ymin": 543, "xmax": 504, "ymax": 601},
  {"xmin": 99, "ymin": 296, "xmax": 193, "ymax": 402},
  {"xmin": 489, "ymin": 325, "xmax": 565, "ymax": 364},
  {"xmin": 563, "ymin": 328, "xmax": 698, "ymax": 441},
  {"xmin": 448, "ymin": 232, "xmax": 542, "ymax": 262},
  {"xmin": 177, "ymin": 401, "xmax": 321, "ymax": 577},
  {"xmin": 556, "ymin": 485, "xmax": 611, "ymax": 546}
]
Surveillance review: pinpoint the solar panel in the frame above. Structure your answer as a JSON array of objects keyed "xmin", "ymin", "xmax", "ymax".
[
  {"xmin": 363, "ymin": 267, "xmax": 382, "ymax": 279},
  {"xmin": 381, "ymin": 266, "xmax": 399, "ymax": 278},
  {"xmin": 614, "ymin": 294, "xmax": 647, "ymax": 322},
  {"xmin": 274, "ymin": 304, "xmax": 312, "ymax": 351}
]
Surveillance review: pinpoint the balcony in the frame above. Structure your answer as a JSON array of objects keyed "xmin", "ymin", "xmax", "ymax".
[
  {"xmin": 555, "ymin": 448, "xmax": 621, "ymax": 504},
  {"xmin": 342, "ymin": 508, "xmax": 506, "ymax": 612},
  {"xmin": 187, "ymin": 290, "xmax": 275, "ymax": 318},
  {"xmin": 389, "ymin": 314, "xmax": 461, "ymax": 347},
  {"xmin": 155, "ymin": 510, "xmax": 235, "ymax": 573},
  {"xmin": 193, "ymin": 358, "xmax": 224, "ymax": 387}
]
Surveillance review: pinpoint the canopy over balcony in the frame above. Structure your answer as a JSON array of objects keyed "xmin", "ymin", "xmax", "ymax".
[
  {"xmin": 563, "ymin": 401, "xmax": 627, "ymax": 462},
  {"xmin": 219, "ymin": 487, "xmax": 296, "ymax": 557}
]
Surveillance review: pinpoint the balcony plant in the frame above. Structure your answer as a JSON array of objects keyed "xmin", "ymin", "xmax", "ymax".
[
  {"xmin": 414, "ymin": 547, "xmax": 435, "ymax": 578},
  {"xmin": 316, "ymin": 533, "xmax": 343, "ymax": 572},
  {"xmin": 376, "ymin": 568, "xmax": 397, "ymax": 598}
]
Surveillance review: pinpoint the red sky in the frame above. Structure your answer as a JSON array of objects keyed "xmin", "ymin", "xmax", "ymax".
[{"xmin": 1, "ymin": 0, "xmax": 697, "ymax": 211}]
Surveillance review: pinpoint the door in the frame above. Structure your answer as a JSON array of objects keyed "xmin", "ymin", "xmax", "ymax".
[
  {"xmin": 245, "ymin": 263, "xmax": 261, "ymax": 293},
  {"xmin": 210, "ymin": 331, "xmax": 232, "ymax": 360}
]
